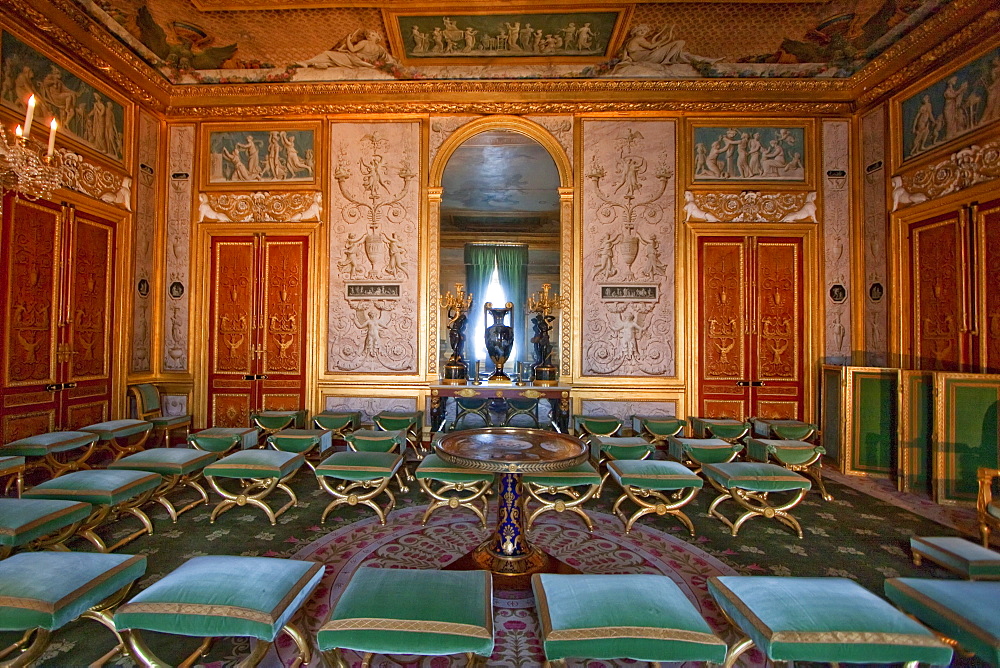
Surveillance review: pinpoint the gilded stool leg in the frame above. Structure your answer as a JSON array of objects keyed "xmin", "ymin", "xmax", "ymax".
[
  {"xmin": 613, "ymin": 485, "xmax": 699, "ymax": 535},
  {"xmin": 236, "ymin": 639, "xmax": 272, "ymax": 668},
  {"xmin": 318, "ymin": 476, "xmax": 395, "ymax": 525},
  {"xmin": 321, "ymin": 648, "xmax": 350, "ymax": 668},
  {"xmin": 280, "ymin": 621, "xmax": 311, "ymax": 668},
  {"xmin": 0, "ymin": 628, "xmax": 51, "ymax": 668},
  {"xmin": 525, "ymin": 483, "xmax": 599, "ymax": 533}
]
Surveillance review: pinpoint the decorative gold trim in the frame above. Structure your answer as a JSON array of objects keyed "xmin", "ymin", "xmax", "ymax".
[
  {"xmin": 320, "ymin": 617, "xmax": 492, "ymax": 639},
  {"xmin": 546, "ymin": 625, "xmax": 720, "ymax": 644},
  {"xmin": 683, "ymin": 191, "xmax": 817, "ymax": 223},
  {"xmin": 893, "ymin": 139, "xmax": 1000, "ymax": 210},
  {"xmin": 198, "ymin": 192, "xmax": 323, "ymax": 223}
]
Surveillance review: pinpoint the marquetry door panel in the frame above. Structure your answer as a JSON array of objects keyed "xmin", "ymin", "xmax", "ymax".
[
  {"xmin": 1, "ymin": 195, "xmax": 116, "ymax": 443},
  {"xmin": 976, "ymin": 199, "xmax": 1000, "ymax": 373},
  {"xmin": 698, "ymin": 236, "xmax": 804, "ymax": 421},
  {"xmin": 207, "ymin": 234, "xmax": 307, "ymax": 427}
]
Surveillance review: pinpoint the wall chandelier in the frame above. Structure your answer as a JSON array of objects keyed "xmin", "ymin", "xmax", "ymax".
[{"xmin": 0, "ymin": 95, "xmax": 61, "ymax": 202}]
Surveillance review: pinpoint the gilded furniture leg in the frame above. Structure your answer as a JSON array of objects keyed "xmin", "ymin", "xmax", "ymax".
[
  {"xmin": 207, "ymin": 476, "xmax": 298, "ymax": 525},
  {"xmin": 977, "ymin": 467, "xmax": 1000, "ymax": 547},
  {"xmin": 317, "ymin": 476, "xmax": 396, "ymax": 526},
  {"xmin": 612, "ymin": 485, "xmax": 699, "ymax": 535},
  {"xmin": 708, "ymin": 485, "xmax": 808, "ymax": 539},
  {"xmin": 0, "ymin": 628, "xmax": 51, "ymax": 668},
  {"xmin": 525, "ymin": 482, "xmax": 600, "ymax": 533},
  {"xmin": 321, "ymin": 648, "xmax": 350, "ymax": 668},
  {"xmin": 417, "ymin": 478, "xmax": 491, "ymax": 527},
  {"xmin": 77, "ymin": 490, "xmax": 157, "ymax": 552}
]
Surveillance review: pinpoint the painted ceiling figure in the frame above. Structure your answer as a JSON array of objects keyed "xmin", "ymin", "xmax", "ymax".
[
  {"xmin": 295, "ymin": 29, "xmax": 396, "ymax": 69},
  {"xmin": 136, "ymin": 6, "xmax": 237, "ymax": 70}
]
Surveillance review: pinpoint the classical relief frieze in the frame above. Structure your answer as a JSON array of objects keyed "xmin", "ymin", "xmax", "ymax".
[
  {"xmin": 682, "ymin": 190, "xmax": 816, "ymax": 223},
  {"xmin": 328, "ymin": 123, "xmax": 419, "ymax": 374},
  {"xmin": 51, "ymin": 149, "xmax": 131, "ymax": 210},
  {"xmin": 893, "ymin": 139, "xmax": 1000, "ymax": 210},
  {"xmin": 582, "ymin": 120, "xmax": 676, "ymax": 378},
  {"xmin": 580, "ymin": 400, "xmax": 677, "ymax": 425},
  {"xmin": 197, "ymin": 191, "xmax": 322, "ymax": 222},
  {"xmin": 823, "ymin": 120, "xmax": 851, "ymax": 365},
  {"xmin": 163, "ymin": 126, "xmax": 194, "ymax": 372},
  {"xmin": 861, "ymin": 107, "xmax": 888, "ymax": 366},
  {"xmin": 324, "ymin": 396, "xmax": 416, "ymax": 423},
  {"xmin": 131, "ymin": 111, "xmax": 157, "ymax": 373}
]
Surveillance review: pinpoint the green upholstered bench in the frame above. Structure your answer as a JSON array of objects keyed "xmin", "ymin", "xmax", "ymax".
[
  {"xmin": 0, "ymin": 455, "xmax": 24, "ymax": 497},
  {"xmin": 115, "ymin": 555, "xmax": 323, "ymax": 667},
  {"xmin": 688, "ymin": 417, "xmax": 750, "ymax": 442},
  {"xmin": 315, "ymin": 451, "xmax": 404, "ymax": 525},
  {"xmin": 591, "ymin": 435, "xmax": 653, "ymax": 497},
  {"xmin": 80, "ymin": 419, "xmax": 153, "ymax": 462},
  {"xmin": 250, "ymin": 409, "xmax": 308, "ymax": 446},
  {"xmin": 22, "ymin": 469, "xmax": 161, "ymax": 552},
  {"xmin": 128, "ymin": 383, "xmax": 193, "ymax": 447},
  {"xmin": 702, "ymin": 462, "xmax": 811, "ymax": 538},
  {"xmin": 0, "ymin": 551, "xmax": 146, "ymax": 666},
  {"xmin": 573, "ymin": 415, "xmax": 622, "ymax": 439},
  {"xmin": 632, "ymin": 416, "xmax": 686, "ymax": 451},
  {"xmin": 107, "ymin": 448, "xmax": 218, "ymax": 522},
  {"xmin": 318, "ymin": 567, "xmax": 494, "ymax": 667},
  {"xmin": 747, "ymin": 437, "xmax": 832, "ymax": 501},
  {"xmin": 606, "ymin": 459, "xmax": 703, "ymax": 535},
  {"xmin": 910, "ymin": 536, "xmax": 1000, "ymax": 580},
  {"xmin": 373, "ymin": 410, "xmax": 426, "ymax": 459},
  {"xmin": 710, "ymin": 576, "xmax": 953, "ymax": 668},
  {"xmin": 415, "ymin": 453, "xmax": 493, "ymax": 527},
  {"xmin": 203, "ymin": 450, "xmax": 304, "ymax": 525},
  {"xmin": 667, "ymin": 436, "xmax": 743, "ymax": 472},
  {"xmin": 188, "ymin": 426, "xmax": 258, "ymax": 454},
  {"xmin": 532, "ymin": 573, "xmax": 727, "ymax": 666},
  {"xmin": 0, "ymin": 497, "xmax": 92, "ymax": 558},
  {"xmin": 751, "ymin": 418, "xmax": 817, "ymax": 441},
  {"xmin": 312, "ymin": 410, "xmax": 361, "ymax": 440},
  {"xmin": 523, "ymin": 461, "xmax": 602, "ymax": 532},
  {"xmin": 347, "ymin": 428, "xmax": 412, "ymax": 490},
  {"xmin": 1, "ymin": 431, "xmax": 99, "ymax": 479},
  {"xmin": 885, "ymin": 577, "xmax": 1000, "ymax": 666},
  {"xmin": 267, "ymin": 428, "xmax": 334, "ymax": 471}
]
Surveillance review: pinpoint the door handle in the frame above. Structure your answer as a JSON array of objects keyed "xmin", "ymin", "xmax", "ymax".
[
  {"xmin": 242, "ymin": 374, "xmax": 255, "ymax": 380},
  {"xmin": 736, "ymin": 381, "xmax": 750, "ymax": 387},
  {"xmin": 64, "ymin": 382, "xmax": 77, "ymax": 389},
  {"xmin": 241, "ymin": 374, "xmax": 269, "ymax": 380},
  {"xmin": 751, "ymin": 381, "xmax": 766, "ymax": 387},
  {"xmin": 259, "ymin": 374, "xmax": 268, "ymax": 380},
  {"xmin": 45, "ymin": 383, "xmax": 62, "ymax": 392}
]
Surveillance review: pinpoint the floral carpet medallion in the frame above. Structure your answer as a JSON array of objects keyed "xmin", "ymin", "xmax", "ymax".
[{"xmin": 278, "ymin": 505, "xmax": 766, "ymax": 668}]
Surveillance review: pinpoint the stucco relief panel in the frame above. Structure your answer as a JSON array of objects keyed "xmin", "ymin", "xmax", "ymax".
[
  {"xmin": 861, "ymin": 107, "xmax": 888, "ymax": 366},
  {"xmin": 526, "ymin": 115, "xmax": 574, "ymax": 168},
  {"xmin": 429, "ymin": 116, "xmax": 481, "ymax": 165},
  {"xmin": 580, "ymin": 400, "xmax": 678, "ymax": 425},
  {"xmin": 328, "ymin": 122, "xmax": 420, "ymax": 374},
  {"xmin": 822, "ymin": 119, "xmax": 851, "ymax": 365},
  {"xmin": 324, "ymin": 396, "xmax": 417, "ymax": 423},
  {"xmin": 164, "ymin": 125, "xmax": 194, "ymax": 372},
  {"xmin": 581, "ymin": 119, "xmax": 676, "ymax": 378},
  {"xmin": 131, "ymin": 111, "xmax": 158, "ymax": 373}
]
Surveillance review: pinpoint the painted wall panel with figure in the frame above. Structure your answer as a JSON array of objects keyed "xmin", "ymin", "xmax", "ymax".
[
  {"xmin": 692, "ymin": 125, "xmax": 806, "ymax": 183},
  {"xmin": 207, "ymin": 128, "xmax": 315, "ymax": 186}
]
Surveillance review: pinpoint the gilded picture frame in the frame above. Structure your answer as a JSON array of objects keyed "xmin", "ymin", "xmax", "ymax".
[
  {"xmin": 200, "ymin": 122, "xmax": 321, "ymax": 189},
  {"xmin": 687, "ymin": 119, "xmax": 815, "ymax": 189},
  {"xmin": 0, "ymin": 30, "xmax": 129, "ymax": 166},
  {"xmin": 384, "ymin": 7, "xmax": 630, "ymax": 65},
  {"xmin": 895, "ymin": 41, "xmax": 1000, "ymax": 166}
]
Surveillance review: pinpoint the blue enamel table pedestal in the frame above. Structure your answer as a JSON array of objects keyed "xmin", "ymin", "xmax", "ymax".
[{"xmin": 435, "ymin": 428, "xmax": 588, "ymax": 585}]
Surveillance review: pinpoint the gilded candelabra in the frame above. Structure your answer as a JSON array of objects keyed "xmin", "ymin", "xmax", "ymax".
[
  {"xmin": 0, "ymin": 98, "xmax": 62, "ymax": 209},
  {"xmin": 440, "ymin": 283, "xmax": 473, "ymax": 384},
  {"xmin": 527, "ymin": 283, "xmax": 564, "ymax": 386}
]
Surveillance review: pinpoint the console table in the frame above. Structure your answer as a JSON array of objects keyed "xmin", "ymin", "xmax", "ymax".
[{"xmin": 430, "ymin": 384, "xmax": 571, "ymax": 433}]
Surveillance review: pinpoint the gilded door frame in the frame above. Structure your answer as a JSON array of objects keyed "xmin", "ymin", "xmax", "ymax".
[
  {"xmin": 426, "ymin": 115, "xmax": 575, "ymax": 385},
  {"xmin": 686, "ymin": 222, "xmax": 818, "ymax": 424},
  {"xmin": 191, "ymin": 222, "xmax": 323, "ymax": 428}
]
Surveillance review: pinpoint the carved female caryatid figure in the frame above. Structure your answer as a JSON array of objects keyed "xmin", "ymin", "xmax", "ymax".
[{"xmin": 484, "ymin": 301, "xmax": 514, "ymax": 384}]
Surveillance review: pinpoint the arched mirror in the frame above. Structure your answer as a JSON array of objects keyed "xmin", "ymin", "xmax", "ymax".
[{"xmin": 439, "ymin": 129, "xmax": 561, "ymax": 382}]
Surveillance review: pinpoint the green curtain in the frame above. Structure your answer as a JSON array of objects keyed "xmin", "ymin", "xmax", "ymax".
[
  {"xmin": 464, "ymin": 243, "xmax": 528, "ymax": 374},
  {"xmin": 494, "ymin": 244, "xmax": 528, "ymax": 368},
  {"xmin": 464, "ymin": 244, "xmax": 497, "ymax": 370}
]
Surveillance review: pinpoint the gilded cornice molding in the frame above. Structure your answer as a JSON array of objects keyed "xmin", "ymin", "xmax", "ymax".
[
  {"xmin": 197, "ymin": 191, "xmax": 322, "ymax": 222},
  {"xmin": 682, "ymin": 190, "xmax": 817, "ymax": 223},
  {"xmin": 52, "ymin": 148, "xmax": 132, "ymax": 210}
]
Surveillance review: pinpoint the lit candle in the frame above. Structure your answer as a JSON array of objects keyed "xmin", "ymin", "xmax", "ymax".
[
  {"xmin": 14, "ymin": 125, "xmax": 22, "ymax": 139},
  {"xmin": 23, "ymin": 95, "xmax": 34, "ymax": 139},
  {"xmin": 47, "ymin": 118, "xmax": 57, "ymax": 157}
]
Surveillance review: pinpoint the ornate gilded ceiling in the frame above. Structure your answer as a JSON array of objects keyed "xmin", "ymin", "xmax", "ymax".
[{"xmin": 70, "ymin": 0, "xmax": 956, "ymax": 84}]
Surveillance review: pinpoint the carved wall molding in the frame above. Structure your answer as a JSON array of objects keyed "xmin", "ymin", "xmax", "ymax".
[
  {"xmin": 580, "ymin": 400, "xmax": 677, "ymax": 424},
  {"xmin": 163, "ymin": 125, "xmax": 194, "ymax": 372},
  {"xmin": 429, "ymin": 116, "xmax": 481, "ymax": 165},
  {"xmin": 197, "ymin": 191, "xmax": 322, "ymax": 222},
  {"xmin": 861, "ymin": 106, "xmax": 889, "ymax": 366},
  {"xmin": 822, "ymin": 120, "xmax": 851, "ymax": 365},
  {"xmin": 682, "ymin": 190, "xmax": 817, "ymax": 223},
  {"xmin": 528, "ymin": 116, "xmax": 574, "ymax": 168},
  {"xmin": 894, "ymin": 138, "xmax": 1000, "ymax": 210},
  {"xmin": 130, "ymin": 111, "xmax": 157, "ymax": 373},
  {"xmin": 51, "ymin": 149, "xmax": 132, "ymax": 210},
  {"xmin": 323, "ymin": 395, "xmax": 417, "ymax": 422}
]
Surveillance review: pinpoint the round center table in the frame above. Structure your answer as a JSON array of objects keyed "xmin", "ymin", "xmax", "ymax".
[{"xmin": 435, "ymin": 427, "xmax": 588, "ymax": 580}]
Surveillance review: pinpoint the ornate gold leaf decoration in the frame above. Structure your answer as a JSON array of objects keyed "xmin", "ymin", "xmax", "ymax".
[
  {"xmin": 896, "ymin": 139, "xmax": 1000, "ymax": 208},
  {"xmin": 682, "ymin": 190, "xmax": 816, "ymax": 223},
  {"xmin": 197, "ymin": 191, "xmax": 322, "ymax": 222},
  {"xmin": 52, "ymin": 149, "xmax": 132, "ymax": 210}
]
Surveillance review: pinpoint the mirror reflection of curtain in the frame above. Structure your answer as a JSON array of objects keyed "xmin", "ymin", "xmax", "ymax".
[{"xmin": 465, "ymin": 243, "xmax": 528, "ymax": 373}]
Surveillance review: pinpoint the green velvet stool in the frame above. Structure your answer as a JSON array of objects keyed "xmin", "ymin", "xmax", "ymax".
[
  {"xmin": 250, "ymin": 409, "xmax": 307, "ymax": 445},
  {"xmin": 107, "ymin": 448, "xmax": 218, "ymax": 522},
  {"xmin": 0, "ymin": 456, "xmax": 24, "ymax": 498},
  {"xmin": 316, "ymin": 451, "xmax": 404, "ymax": 525},
  {"xmin": 746, "ymin": 437, "xmax": 833, "ymax": 501},
  {"xmin": 702, "ymin": 462, "xmax": 811, "ymax": 538},
  {"xmin": 415, "ymin": 453, "xmax": 493, "ymax": 527},
  {"xmin": 0, "ymin": 552, "xmax": 146, "ymax": 667},
  {"xmin": 0, "ymin": 498, "xmax": 91, "ymax": 558},
  {"xmin": 591, "ymin": 435, "xmax": 654, "ymax": 497},
  {"xmin": 607, "ymin": 460, "xmax": 703, "ymax": 535},
  {"xmin": 203, "ymin": 450, "xmax": 304, "ymax": 525},
  {"xmin": 267, "ymin": 428, "xmax": 333, "ymax": 472},
  {"xmin": 573, "ymin": 415, "xmax": 622, "ymax": 445},
  {"xmin": 667, "ymin": 436, "xmax": 743, "ymax": 473},
  {"xmin": 128, "ymin": 383, "xmax": 193, "ymax": 447},
  {"xmin": 2, "ymin": 431, "xmax": 99, "ymax": 481},
  {"xmin": 454, "ymin": 397, "xmax": 493, "ymax": 429},
  {"xmin": 318, "ymin": 567, "xmax": 494, "ymax": 667},
  {"xmin": 347, "ymin": 428, "xmax": 412, "ymax": 490},
  {"xmin": 80, "ymin": 420, "xmax": 153, "ymax": 462},
  {"xmin": 373, "ymin": 410, "xmax": 426, "ymax": 459},
  {"xmin": 910, "ymin": 536, "xmax": 1000, "ymax": 580},
  {"xmin": 22, "ymin": 469, "xmax": 161, "ymax": 552},
  {"xmin": 688, "ymin": 417, "xmax": 750, "ymax": 443},
  {"xmin": 709, "ymin": 576, "xmax": 953, "ymax": 668},
  {"xmin": 188, "ymin": 427, "xmax": 258, "ymax": 455},
  {"xmin": 312, "ymin": 410, "xmax": 361, "ymax": 442},
  {"xmin": 633, "ymin": 416, "xmax": 686, "ymax": 452},
  {"xmin": 523, "ymin": 462, "xmax": 603, "ymax": 533},
  {"xmin": 885, "ymin": 577, "xmax": 1000, "ymax": 666},
  {"xmin": 503, "ymin": 398, "xmax": 539, "ymax": 428},
  {"xmin": 532, "ymin": 573, "xmax": 727, "ymax": 666},
  {"xmin": 115, "ymin": 555, "xmax": 323, "ymax": 668},
  {"xmin": 751, "ymin": 418, "xmax": 817, "ymax": 441}
]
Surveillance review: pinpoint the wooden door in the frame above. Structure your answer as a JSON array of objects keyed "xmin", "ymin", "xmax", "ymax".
[
  {"xmin": 974, "ymin": 198, "xmax": 1000, "ymax": 373},
  {"xmin": 0, "ymin": 195, "xmax": 116, "ymax": 442},
  {"xmin": 697, "ymin": 235, "xmax": 804, "ymax": 420},
  {"xmin": 207, "ymin": 234, "xmax": 307, "ymax": 427}
]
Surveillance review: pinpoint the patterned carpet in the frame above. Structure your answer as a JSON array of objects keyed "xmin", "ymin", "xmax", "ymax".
[{"xmin": 13, "ymin": 458, "xmax": 986, "ymax": 667}]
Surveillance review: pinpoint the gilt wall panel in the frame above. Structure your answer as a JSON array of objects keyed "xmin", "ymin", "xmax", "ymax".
[
  {"xmin": 327, "ymin": 122, "xmax": 419, "ymax": 374},
  {"xmin": 131, "ymin": 111, "xmax": 158, "ymax": 373},
  {"xmin": 581, "ymin": 119, "xmax": 676, "ymax": 378},
  {"xmin": 164, "ymin": 125, "xmax": 194, "ymax": 372},
  {"xmin": 861, "ymin": 106, "xmax": 889, "ymax": 366},
  {"xmin": 823, "ymin": 119, "xmax": 851, "ymax": 364}
]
